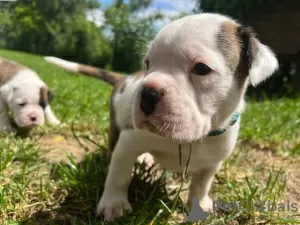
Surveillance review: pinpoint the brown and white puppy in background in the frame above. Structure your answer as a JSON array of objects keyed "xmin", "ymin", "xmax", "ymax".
[
  {"xmin": 0, "ymin": 57, "xmax": 61, "ymax": 132},
  {"xmin": 45, "ymin": 13, "xmax": 278, "ymax": 221}
]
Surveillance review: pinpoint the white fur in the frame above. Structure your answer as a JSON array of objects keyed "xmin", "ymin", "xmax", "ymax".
[
  {"xmin": 249, "ymin": 42, "xmax": 279, "ymax": 86},
  {"xmin": 44, "ymin": 56, "xmax": 80, "ymax": 73},
  {"xmin": 83, "ymin": 13, "xmax": 278, "ymax": 221},
  {"xmin": 44, "ymin": 105, "xmax": 61, "ymax": 126},
  {"xmin": 0, "ymin": 69, "xmax": 60, "ymax": 131},
  {"xmin": 114, "ymin": 76, "xmax": 142, "ymax": 129}
]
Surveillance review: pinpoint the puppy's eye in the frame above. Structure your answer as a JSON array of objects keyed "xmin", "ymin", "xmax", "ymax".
[
  {"xmin": 145, "ymin": 60, "xmax": 150, "ymax": 70},
  {"xmin": 18, "ymin": 103, "xmax": 26, "ymax": 107},
  {"xmin": 192, "ymin": 63, "xmax": 212, "ymax": 76}
]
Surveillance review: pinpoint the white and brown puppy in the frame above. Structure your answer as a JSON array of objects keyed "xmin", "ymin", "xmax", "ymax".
[
  {"xmin": 45, "ymin": 13, "xmax": 278, "ymax": 221},
  {"xmin": 0, "ymin": 57, "xmax": 61, "ymax": 132}
]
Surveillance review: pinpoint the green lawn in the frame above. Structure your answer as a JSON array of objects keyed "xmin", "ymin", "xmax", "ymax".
[{"xmin": 0, "ymin": 49, "xmax": 299, "ymax": 225}]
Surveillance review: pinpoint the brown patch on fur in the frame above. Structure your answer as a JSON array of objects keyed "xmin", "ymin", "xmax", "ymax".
[
  {"xmin": 218, "ymin": 22, "xmax": 242, "ymax": 73},
  {"xmin": 118, "ymin": 80, "xmax": 127, "ymax": 94},
  {"xmin": 39, "ymin": 86, "xmax": 49, "ymax": 109},
  {"xmin": 78, "ymin": 65, "xmax": 123, "ymax": 86},
  {"xmin": 218, "ymin": 22, "xmax": 258, "ymax": 87},
  {"xmin": 0, "ymin": 58, "xmax": 25, "ymax": 85},
  {"xmin": 124, "ymin": 124, "xmax": 134, "ymax": 129},
  {"xmin": 236, "ymin": 27, "xmax": 259, "ymax": 86}
]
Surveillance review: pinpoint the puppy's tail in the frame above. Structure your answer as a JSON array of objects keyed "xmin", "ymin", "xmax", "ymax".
[{"xmin": 44, "ymin": 56, "xmax": 123, "ymax": 86}]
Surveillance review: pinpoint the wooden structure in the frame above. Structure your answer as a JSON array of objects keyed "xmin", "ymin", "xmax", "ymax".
[
  {"xmin": 243, "ymin": 0, "xmax": 300, "ymax": 94},
  {"xmin": 244, "ymin": 0, "xmax": 300, "ymax": 56}
]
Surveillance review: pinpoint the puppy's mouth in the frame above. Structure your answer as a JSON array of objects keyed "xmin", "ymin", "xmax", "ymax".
[
  {"xmin": 141, "ymin": 120, "xmax": 161, "ymax": 134},
  {"xmin": 134, "ymin": 112, "xmax": 210, "ymax": 143},
  {"xmin": 138, "ymin": 118, "xmax": 188, "ymax": 143},
  {"xmin": 11, "ymin": 119, "xmax": 36, "ymax": 130},
  {"xmin": 133, "ymin": 95, "xmax": 208, "ymax": 143},
  {"xmin": 23, "ymin": 124, "xmax": 38, "ymax": 128},
  {"xmin": 12, "ymin": 119, "xmax": 40, "ymax": 129}
]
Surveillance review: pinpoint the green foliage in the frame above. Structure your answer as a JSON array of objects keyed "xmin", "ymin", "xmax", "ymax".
[
  {"xmin": 48, "ymin": 15, "xmax": 112, "ymax": 67},
  {"xmin": 240, "ymin": 98, "xmax": 300, "ymax": 148},
  {"xmin": 0, "ymin": 4, "xmax": 12, "ymax": 47},
  {"xmin": 0, "ymin": 0, "xmax": 161, "ymax": 73},
  {"xmin": 0, "ymin": 0, "xmax": 111, "ymax": 68},
  {"xmin": 104, "ymin": 0, "xmax": 161, "ymax": 73}
]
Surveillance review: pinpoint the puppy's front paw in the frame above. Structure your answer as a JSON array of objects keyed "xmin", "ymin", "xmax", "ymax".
[
  {"xmin": 96, "ymin": 194, "xmax": 132, "ymax": 221},
  {"xmin": 137, "ymin": 152, "xmax": 155, "ymax": 168},
  {"xmin": 48, "ymin": 119, "xmax": 62, "ymax": 126},
  {"xmin": 188, "ymin": 195, "xmax": 213, "ymax": 214},
  {"xmin": 200, "ymin": 195, "xmax": 213, "ymax": 213}
]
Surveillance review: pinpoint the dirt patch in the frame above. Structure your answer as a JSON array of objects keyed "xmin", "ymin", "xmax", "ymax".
[
  {"xmin": 36, "ymin": 134, "xmax": 100, "ymax": 164},
  {"xmin": 224, "ymin": 147, "xmax": 300, "ymax": 205},
  {"xmin": 165, "ymin": 146, "xmax": 300, "ymax": 224}
]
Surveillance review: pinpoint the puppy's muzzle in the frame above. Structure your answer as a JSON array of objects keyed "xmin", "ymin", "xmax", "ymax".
[
  {"xmin": 29, "ymin": 113, "xmax": 37, "ymax": 122},
  {"xmin": 140, "ymin": 86, "xmax": 163, "ymax": 116}
]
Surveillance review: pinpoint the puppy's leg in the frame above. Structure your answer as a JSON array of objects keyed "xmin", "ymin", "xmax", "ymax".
[
  {"xmin": 97, "ymin": 131, "xmax": 140, "ymax": 221},
  {"xmin": 44, "ymin": 105, "xmax": 61, "ymax": 126},
  {"xmin": 188, "ymin": 163, "xmax": 222, "ymax": 213},
  {"xmin": 0, "ymin": 99, "xmax": 15, "ymax": 132}
]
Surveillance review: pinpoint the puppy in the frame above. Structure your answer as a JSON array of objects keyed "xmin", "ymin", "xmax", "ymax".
[
  {"xmin": 45, "ymin": 13, "xmax": 278, "ymax": 221},
  {"xmin": 0, "ymin": 57, "xmax": 61, "ymax": 132}
]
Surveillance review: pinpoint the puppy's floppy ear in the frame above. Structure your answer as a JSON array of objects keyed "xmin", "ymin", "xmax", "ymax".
[
  {"xmin": 39, "ymin": 86, "xmax": 54, "ymax": 109},
  {"xmin": 47, "ymin": 89, "xmax": 54, "ymax": 103},
  {"xmin": 237, "ymin": 26, "xmax": 279, "ymax": 86},
  {"xmin": 0, "ymin": 84, "xmax": 15, "ymax": 103}
]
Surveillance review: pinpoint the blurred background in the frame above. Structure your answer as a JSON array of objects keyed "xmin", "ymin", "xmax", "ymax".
[{"xmin": 0, "ymin": 0, "xmax": 299, "ymax": 99}]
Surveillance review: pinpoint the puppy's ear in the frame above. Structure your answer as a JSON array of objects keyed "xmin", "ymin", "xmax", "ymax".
[
  {"xmin": 0, "ymin": 84, "xmax": 15, "ymax": 103},
  {"xmin": 237, "ymin": 27, "xmax": 279, "ymax": 86},
  {"xmin": 47, "ymin": 89, "xmax": 54, "ymax": 103},
  {"xmin": 39, "ymin": 86, "xmax": 54, "ymax": 109}
]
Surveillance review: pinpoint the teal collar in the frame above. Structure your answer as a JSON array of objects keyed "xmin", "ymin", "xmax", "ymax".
[{"xmin": 207, "ymin": 113, "xmax": 240, "ymax": 137}]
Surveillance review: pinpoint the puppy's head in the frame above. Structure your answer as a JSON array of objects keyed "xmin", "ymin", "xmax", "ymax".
[
  {"xmin": 1, "ymin": 80, "xmax": 54, "ymax": 128},
  {"xmin": 132, "ymin": 13, "xmax": 278, "ymax": 143}
]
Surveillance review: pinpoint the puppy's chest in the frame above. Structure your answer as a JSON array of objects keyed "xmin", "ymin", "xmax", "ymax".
[{"xmin": 137, "ymin": 133, "xmax": 236, "ymax": 172}]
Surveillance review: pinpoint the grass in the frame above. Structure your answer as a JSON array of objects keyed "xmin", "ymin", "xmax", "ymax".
[
  {"xmin": 240, "ymin": 98, "xmax": 300, "ymax": 156},
  {"xmin": 0, "ymin": 49, "xmax": 300, "ymax": 224}
]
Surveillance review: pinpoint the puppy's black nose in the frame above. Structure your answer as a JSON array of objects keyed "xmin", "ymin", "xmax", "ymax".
[
  {"xmin": 140, "ymin": 87, "xmax": 161, "ymax": 116},
  {"xmin": 30, "ymin": 116, "xmax": 37, "ymax": 122}
]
